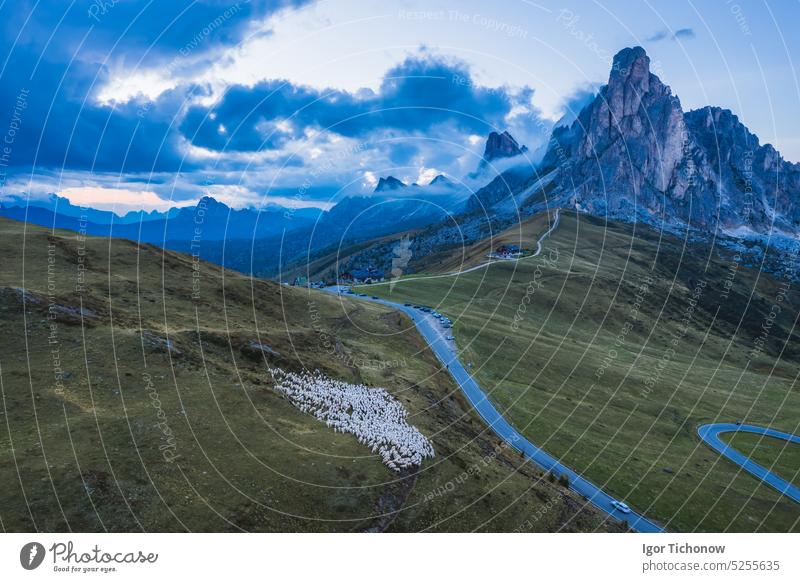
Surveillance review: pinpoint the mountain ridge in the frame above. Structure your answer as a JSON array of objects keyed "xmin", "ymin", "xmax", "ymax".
[{"xmin": 540, "ymin": 46, "xmax": 800, "ymax": 235}]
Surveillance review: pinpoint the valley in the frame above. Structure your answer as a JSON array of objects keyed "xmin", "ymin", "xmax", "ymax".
[
  {"xmin": 357, "ymin": 211, "xmax": 800, "ymax": 532},
  {"xmin": 0, "ymin": 217, "xmax": 620, "ymax": 532}
]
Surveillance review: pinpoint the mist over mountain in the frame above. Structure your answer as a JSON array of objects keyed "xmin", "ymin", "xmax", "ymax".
[
  {"xmin": 304, "ymin": 46, "xmax": 800, "ymax": 284},
  {"xmin": 460, "ymin": 46, "xmax": 799, "ymax": 243},
  {"xmin": 482, "ymin": 130, "xmax": 527, "ymax": 164},
  {"xmin": 5, "ymin": 46, "xmax": 798, "ymax": 281}
]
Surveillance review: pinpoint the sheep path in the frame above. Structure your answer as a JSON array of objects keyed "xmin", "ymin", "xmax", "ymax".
[{"xmin": 359, "ymin": 469, "xmax": 419, "ymax": 532}]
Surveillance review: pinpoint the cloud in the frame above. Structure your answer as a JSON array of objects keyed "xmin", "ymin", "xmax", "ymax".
[
  {"xmin": 179, "ymin": 54, "xmax": 521, "ymax": 153},
  {"xmin": 5, "ymin": 0, "xmax": 312, "ymax": 67},
  {"xmin": 646, "ymin": 27, "xmax": 696, "ymax": 42},
  {"xmin": 0, "ymin": 2, "xmax": 552, "ymax": 209},
  {"xmin": 0, "ymin": 0, "xmax": 314, "ymax": 175},
  {"xmin": 554, "ymin": 85, "xmax": 600, "ymax": 129},
  {"xmin": 59, "ymin": 186, "xmax": 196, "ymax": 213}
]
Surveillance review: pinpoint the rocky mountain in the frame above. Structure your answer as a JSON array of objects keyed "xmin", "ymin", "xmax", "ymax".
[
  {"xmin": 541, "ymin": 46, "xmax": 800, "ymax": 235},
  {"xmin": 169, "ymin": 179, "xmax": 471, "ymax": 277},
  {"xmin": 374, "ymin": 176, "xmax": 407, "ymax": 192},
  {"xmin": 482, "ymin": 130, "xmax": 527, "ymax": 164},
  {"xmin": 465, "ymin": 130, "xmax": 538, "ymax": 213},
  {"xmin": 11, "ymin": 46, "xmax": 796, "ymax": 282},
  {"xmin": 316, "ymin": 47, "xmax": 800, "ymax": 283},
  {"xmin": 0, "ymin": 195, "xmax": 316, "ymax": 245},
  {"xmin": 429, "ymin": 174, "xmax": 452, "ymax": 186},
  {"xmin": 0, "ymin": 193, "xmax": 179, "ymax": 224}
]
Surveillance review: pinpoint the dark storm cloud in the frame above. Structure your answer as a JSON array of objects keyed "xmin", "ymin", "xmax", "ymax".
[
  {"xmin": 3, "ymin": 0, "xmax": 311, "ymax": 65},
  {"xmin": 0, "ymin": 0, "xmax": 310, "ymax": 174},
  {"xmin": 180, "ymin": 55, "xmax": 519, "ymax": 152},
  {"xmin": 0, "ymin": 1, "xmax": 545, "ymax": 193}
]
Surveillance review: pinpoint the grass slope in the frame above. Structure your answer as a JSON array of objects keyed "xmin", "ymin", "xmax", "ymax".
[
  {"xmin": 0, "ymin": 218, "xmax": 619, "ymax": 532},
  {"xmin": 359, "ymin": 211, "xmax": 800, "ymax": 532},
  {"xmin": 721, "ymin": 433, "xmax": 800, "ymax": 487}
]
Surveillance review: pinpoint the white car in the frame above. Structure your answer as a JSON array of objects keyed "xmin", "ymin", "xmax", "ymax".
[
  {"xmin": 611, "ymin": 500, "xmax": 631, "ymax": 514},
  {"xmin": 445, "ymin": 335, "xmax": 455, "ymax": 341}
]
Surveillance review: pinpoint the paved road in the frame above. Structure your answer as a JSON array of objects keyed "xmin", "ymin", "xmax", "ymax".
[
  {"xmin": 697, "ymin": 423, "xmax": 800, "ymax": 504},
  {"xmin": 364, "ymin": 209, "xmax": 560, "ymax": 287},
  {"xmin": 325, "ymin": 284, "xmax": 663, "ymax": 532}
]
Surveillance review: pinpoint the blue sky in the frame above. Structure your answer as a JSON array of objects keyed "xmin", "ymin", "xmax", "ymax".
[{"xmin": 0, "ymin": 0, "xmax": 798, "ymax": 214}]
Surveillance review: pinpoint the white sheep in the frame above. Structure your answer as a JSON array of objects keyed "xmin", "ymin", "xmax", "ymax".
[{"xmin": 270, "ymin": 368, "xmax": 435, "ymax": 471}]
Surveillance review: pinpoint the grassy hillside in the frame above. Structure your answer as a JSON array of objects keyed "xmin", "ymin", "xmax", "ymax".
[
  {"xmin": 0, "ymin": 217, "xmax": 621, "ymax": 532},
  {"xmin": 282, "ymin": 209, "xmax": 557, "ymax": 283},
  {"xmin": 721, "ymin": 433, "xmax": 800, "ymax": 487},
  {"xmin": 359, "ymin": 211, "xmax": 800, "ymax": 532},
  {"xmin": 410, "ymin": 210, "xmax": 557, "ymax": 275}
]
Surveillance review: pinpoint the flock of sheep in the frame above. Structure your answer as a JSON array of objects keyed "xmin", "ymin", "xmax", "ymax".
[{"xmin": 270, "ymin": 368, "xmax": 435, "ymax": 471}]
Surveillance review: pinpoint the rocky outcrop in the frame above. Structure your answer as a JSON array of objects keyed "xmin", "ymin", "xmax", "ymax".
[
  {"xmin": 483, "ymin": 130, "xmax": 526, "ymax": 163},
  {"xmin": 467, "ymin": 131, "xmax": 535, "ymax": 212},
  {"xmin": 684, "ymin": 106, "xmax": 800, "ymax": 232},
  {"xmin": 543, "ymin": 46, "xmax": 800, "ymax": 234}
]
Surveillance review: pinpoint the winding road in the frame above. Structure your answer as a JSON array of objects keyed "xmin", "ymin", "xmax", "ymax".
[
  {"xmin": 323, "ymin": 211, "xmax": 664, "ymax": 532},
  {"xmin": 363, "ymin": 209, "xmax": 561, "ymax": 287},
  {"xmin": 697, "ymin": 423, "xmax": 800, "ymax": 504}
]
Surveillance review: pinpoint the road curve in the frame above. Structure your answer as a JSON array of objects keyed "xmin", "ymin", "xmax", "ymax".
[
  {"xmin": 364, "ymin": 209, "xmax": 561, "ymax": 288},
  {"xmin": 697, "ymin": 423, "xmax": 800, "ymax": 504},
  {"xmin": 324, "ymin": 285, "xmax": 663, "ymax": 532}
]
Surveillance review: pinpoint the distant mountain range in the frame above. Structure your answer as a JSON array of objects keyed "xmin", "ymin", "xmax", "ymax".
[
  {"xmin": 291, "ymin": 46, "xmax": 800, "ymax": 283},
  {"xmin": 1, "ymin": 193, "xmax": 182, "ymax": 224},
  {"xmin": 0, "ymin": 194, "xmax": 323, "ymax": 244},
  {"xmin": 3, "ymin": 45, "xmax": 797, "ymax": 280}
]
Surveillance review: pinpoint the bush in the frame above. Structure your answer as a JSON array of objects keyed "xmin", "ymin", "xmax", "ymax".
[{"xmin": 558, "ymin": 473, "xmax": 570, "ymax": 488}]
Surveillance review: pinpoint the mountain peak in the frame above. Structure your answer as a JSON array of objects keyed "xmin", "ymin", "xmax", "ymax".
[
  {"xmin": 197, "ymin": 195, "xmax": 221, "ymax": 205},
  {"xmin": 538, "ymin": 45, "xmax": 800, "ymax": 234},
  {"xmin": 374, "ymin": 176, "xmax": 406, "ymax": 192},
  {"xmin": 611, "ymin": 46, "xmax": 648, "ymax": 74},
  {"xmin": 429, "ymin": 174, "xmax": 451, "ymax": 186},
  {"xmin": 607, "ymin": 46, "xmax": 658, "ymax": 106},
  {"xmin": 482, "ymin": 131, "xmax": 526, "ymax": 163}
]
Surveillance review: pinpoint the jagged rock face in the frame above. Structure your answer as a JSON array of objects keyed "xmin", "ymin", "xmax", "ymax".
[
  {"xmin": 483, "ymin": 130, "xmax": 525, "ymax": 163},
  {"xmin": 545, "ymin": 47, "xmax": 693, "ymax": 221},
  {"xmin": 685, "ymin": 106, "xmax": 800, "ymax": 231},
  {"xmin": 544, "ymin": 46, "xmax": 800, "ymax": 234},
  {"xmin": 467, "ymin": 131, "xmax": 534, "ymax": 212}
]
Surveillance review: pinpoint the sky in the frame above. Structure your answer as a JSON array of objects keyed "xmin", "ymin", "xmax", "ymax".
[{"xmin": 0, "ymin": 0, "xmax": 798, "ymax": 214}]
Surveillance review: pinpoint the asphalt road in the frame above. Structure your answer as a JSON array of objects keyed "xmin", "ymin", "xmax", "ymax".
[
  {"xmin": 697, "ymin": 423, "xmax": 800, "ymax": 504},
  {"xmin": 325, "ymin": 285, "xmax": 663, "ymax": 532},
  {"xmin": 363, "ymin": 209, "xmax": 560, "ymax": 287}
]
